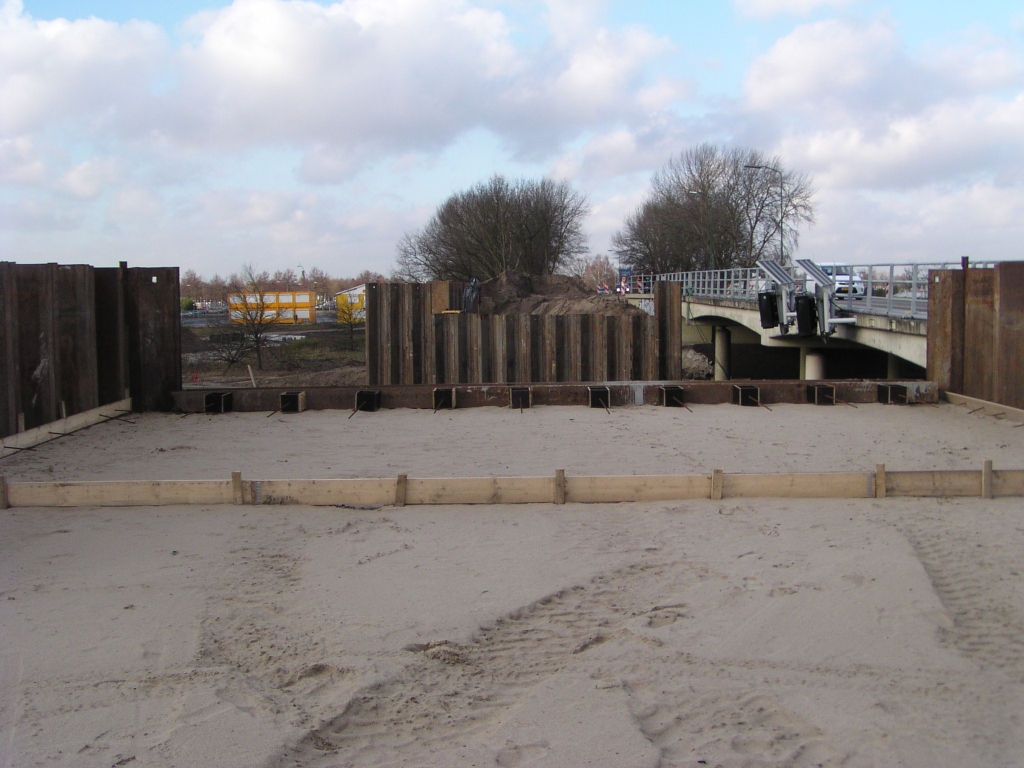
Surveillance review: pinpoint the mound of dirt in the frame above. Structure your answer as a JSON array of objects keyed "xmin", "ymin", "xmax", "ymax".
[
  {"xmin": 180, "ymin": 327, "xmax": 209, "ymax": 354},
  {"xmin": 480, "ymin": 271, "xmax": 643, "ymax": 317}
]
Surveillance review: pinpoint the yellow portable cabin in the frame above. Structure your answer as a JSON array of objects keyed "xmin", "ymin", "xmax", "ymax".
[
  {"xmin": 335, "ymin": 284, "xmax": 366, "ymax": 322},
  {"xmin": 227, "ymin": 291, "xmax": 317, "ymax": 324}
]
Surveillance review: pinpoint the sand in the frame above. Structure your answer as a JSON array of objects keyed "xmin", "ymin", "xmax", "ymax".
[{"xmin": 1, "ymin": 402, "xmax": 1023, "ymax": 767}]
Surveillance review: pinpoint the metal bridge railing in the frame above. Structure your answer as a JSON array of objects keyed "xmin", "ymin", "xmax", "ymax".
[{"xmin": 634, "ymin": 261, "xmax": 995, "ymax": 320}]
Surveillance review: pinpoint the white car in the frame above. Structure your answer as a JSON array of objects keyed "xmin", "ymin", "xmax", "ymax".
[{"xmin": 817, "ymin": 263, "xmax": 866, "ymax": 298}]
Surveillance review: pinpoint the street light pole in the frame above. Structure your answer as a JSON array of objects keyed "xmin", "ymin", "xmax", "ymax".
[{"xmin": 744, "ymin": 164, "xmax": 784, "ymax": 264}]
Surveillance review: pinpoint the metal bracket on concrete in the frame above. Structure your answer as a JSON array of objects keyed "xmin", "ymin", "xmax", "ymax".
[
  {"xmin": 661, "ymin": 385, "xmax": 687, "ymax": 408},
  {"xmin": 433, "ymin": 388, "xmax": 455, "ymax": 410},
  {"xmin": 204, "ymin": 392, "xmax": 233, "ymax": 414},
  {"xmin": 733, "ymin": 385, "xmax": 761, "ymax": 407},
  {"xmin": 806, "ymin": 384, "xmax": 836, "ymax": 406},
  {"xmin": 355, "ymin": 390, "xmax": 382, "ymax": 412},
  {"xmin": 281, "ymin": 391, "xmax": 307, "ymax": 413},
  {"xmin": 588, "ymin": 386, "xmax": 611, "ymax": 410},
  {"xmin": 877, "ymin": 384, "xmax": 909, "ymax": 405},
  {"xmin": 509, "ymin": 387, "xmax": 532, "ymax": 410}
]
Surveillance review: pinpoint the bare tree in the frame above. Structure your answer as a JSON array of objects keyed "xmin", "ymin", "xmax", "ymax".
[
  {"xmin": 207, "ymin": 275, "xmax": 228, "ymax": 303},
  {"xmin": 395, "ymin": 175, "xmax": 589, "ymax": 281},
  {"xmin": 181, "ymin": 269, "xmax": 204, "ymax": 303},
  {"xmin": 305, "ymin": 266, "xmax": 334, "ymax": 306},
  {"xmin": 563, "ymin": 253, "xmax": 618, "ymax": 290},
  {"xmin": 613, "ymin": 144, "xmax": 815, "ymax": 274},
  {"xmin": 271, "ymin": 269, "xmax": 298, "ymax": 290},
  {"xmin": 227, "ymin": 265, "xmax": 276, "ymax": 370},
  {"xmin": 208, "ymin": 330, "xmax": 254, "ymax": 374}
]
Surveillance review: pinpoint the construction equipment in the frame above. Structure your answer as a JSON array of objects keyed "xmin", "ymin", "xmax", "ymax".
[
  {"xmin": 756, "ymin": 259, "xmax": 800, "ymax": 334},
  {"xmin": 796, "ymin": 259, "xmax": 858, "ymax": 337}
]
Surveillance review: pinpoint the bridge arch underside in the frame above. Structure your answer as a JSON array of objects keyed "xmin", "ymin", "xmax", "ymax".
[{"xmin": 685, "ymin": 303, "xmax": 927, "ymax": 379}]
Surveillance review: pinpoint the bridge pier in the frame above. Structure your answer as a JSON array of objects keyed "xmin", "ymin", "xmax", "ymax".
[
  {"xmin": 714, "ymin": 326, "xmax": 731, "ymax": 381},
  {"xmin": 801, "ymin": 349, "xmax": 825, "ymax": 380},
  {"xmin": 887, "ymin": 353, "xmax": 900, "ymax": 380}
]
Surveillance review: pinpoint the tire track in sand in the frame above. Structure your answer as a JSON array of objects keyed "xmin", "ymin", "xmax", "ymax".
[
  {"xmin": 268, "ymin": 559, "xmax": 841, "ymax": 768},
  {"xmin": 903, "ymin": 518, "xmax": 1024, "ymax": 672}
]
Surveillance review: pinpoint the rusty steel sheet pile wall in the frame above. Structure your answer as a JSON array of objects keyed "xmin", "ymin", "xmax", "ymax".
[
  {"xmin": 928, "ymin": 262, "xmax": 1024, "ymax": 410},
  {"xmin": 366, "ymin": 281, "xmax": 675, "ymax": 386},
  {"xmin": 0, "ymin": 262, "xmax": 181, "ymax": 440},
  {"xmin": 125, "ymin": 267, "xmax": 182, "ymax": 412}
]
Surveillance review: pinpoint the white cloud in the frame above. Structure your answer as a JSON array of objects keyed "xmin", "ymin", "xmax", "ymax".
[
  {"xmin": 0, "ymin": 135, "xmax": 46, "ymax": 183},
  {"xmin": 1, "ymin": 0, "xmax": 675, "ymax": 180},
  {"xmin": 733, "ymin": 0, "xmax": 856, "ymax": 19},
  {"xmin": 56, "ymin": 157, "xmax": 120, "ymax": 199},
  {"xmin": 744, "ymin": 17, "xmax": 905, "ymax": 114},
  {"xmin": 4, "ymin": 0, "xmax": 1024, "ymax": 271},
  {"xmin": 163, "ymin": 0, "xmax": 671, "ymax": 172},
  {"xmin": 747, "ymin": 17, "xmax": 1024, "ymax": 192},
  {"xmin": 802, "ymin": 183, "xmax": 1024, "ymax": 263},
  {"xmin": 778, "ymin": 93, "xmax": 1024, "ymax": 189},
  {"xmin": 106, "ymin": 186, "xmax": 162, "ymax": 224},
  {"xmin": 0, "ymin": 198, "xmax": 82, "ymax": 231},
  {"xmin": 201, "ymin": 188, "xmax": 315, "ymax": 230},
  {"xmin": 0, "ymin": 5, "xmax": 166, "ymax": 136},
  {"xmin": 926, "ymin": 28, "xmax": 1024, "ymax": 94}
]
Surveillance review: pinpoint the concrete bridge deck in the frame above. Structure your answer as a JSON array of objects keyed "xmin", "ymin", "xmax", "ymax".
[{"xmin": 679, "ymin": 296, "xmax": 927, "ymax": 369}]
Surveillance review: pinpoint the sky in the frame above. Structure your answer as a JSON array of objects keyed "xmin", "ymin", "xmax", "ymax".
[{"xmin": 2, "ymin": 0, "xmax": 1023, "ymax": 279}]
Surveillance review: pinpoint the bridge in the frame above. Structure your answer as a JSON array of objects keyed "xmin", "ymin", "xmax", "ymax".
[{"xmin": 628, "ymin": 261, "xmax": 993, "ymax": 380}]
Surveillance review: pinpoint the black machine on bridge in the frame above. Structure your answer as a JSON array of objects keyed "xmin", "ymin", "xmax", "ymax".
[{"xmin": 756, "ymin": 259, "xmax": 858, "ymax": 338}]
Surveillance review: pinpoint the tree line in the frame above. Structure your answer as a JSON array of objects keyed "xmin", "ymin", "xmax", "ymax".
[
  {"xmin": 181, "ymin": 143, "xmax": 817, "ymax": 303},
  {"xmin": 180, "ymin": 267, "xmax": 386, "ymax": 307},
  {"xmin": 398, "ymin": 143, "xmax": 815, "ymax": 285}
]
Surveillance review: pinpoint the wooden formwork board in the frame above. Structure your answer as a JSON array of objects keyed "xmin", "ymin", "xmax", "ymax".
[
  {"xmin": 566, "ymin": 474, "xmax": 710, "ymax": 502},
  {"xmin": 883, "ymin": 469, "xmax": 1024, "ymax": 498},
  {"xmin": 994, "ymin": 470, "xmax": 1024, "ymax": 496},
  {"xmin": 886, "ymin": 470, "xmax": 982, "ymax": 497},
  {"xmin": 943, "ymin": 391, "xmax": 1024, "ymax": 423},
  {"xmin": 723, "ymin": 472, "xmax": 873, "ymax": 498},
  {"xmin": 406, "ymin": 476, "xmax": 553, "ymax": 505},
  {"xmin": 1, "ymin": 397, "xmax": 131, "ymax": 459},
  {"xmin": 257, "ymin": 478, "xmax": 397, "ymax": 506},
  {"xmin": 7, "ymin": 479, "xmax": 232, "ymax": 507},
  {"xmin": 3, "ymin": 465, "xmax": 1022, "ymax": 509}
]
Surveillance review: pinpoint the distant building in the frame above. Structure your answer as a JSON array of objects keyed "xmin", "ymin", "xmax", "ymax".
[
  {"xmin": 227, "ymin": 291, "xmax": 316, "ymax": 324},
  {"xmin": 335, "ymin": 284, "xmax": 366, "ymax": 321}
]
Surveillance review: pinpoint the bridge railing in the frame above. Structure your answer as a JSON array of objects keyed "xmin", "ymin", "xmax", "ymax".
[{"xmin": 635, "ymin": 261, "xmax": 995, "ymax": 319}]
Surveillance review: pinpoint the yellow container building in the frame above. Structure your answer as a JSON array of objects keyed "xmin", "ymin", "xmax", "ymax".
[
  {"xmin": 227, "ymin": 291, "xmax": 317, "ymax": 324},
  {"xmin": 335, "ymin": 284, "xmax": 366, "ymax": 322}
]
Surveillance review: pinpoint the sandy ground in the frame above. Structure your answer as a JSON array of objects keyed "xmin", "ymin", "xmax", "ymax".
[{"xmin": 1, "ymin": 403, "xmax": 1023, "ymax": 767}]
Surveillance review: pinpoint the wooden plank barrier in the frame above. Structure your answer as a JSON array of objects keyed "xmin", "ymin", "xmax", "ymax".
[
  {"xmin": 257, "ymin": 478, "xmax": 398, "ymax": 507},
  {"xmin": 3, "ymin": 464, "xmax": 1021, "ymax": 509},
  {"xmin": 886, "ymin": 470, "xmax": 982, "ymax": 497},
  {"xmin": 943, "ymin": 391, "xmax": 1024, "ymax": 425},
  {"xmin": 6, "ymin": 479, "xmax": 233, "ymax": 507},
  {"xmin": 1, "ymin": 397, "xmax": 132, "ymax": 459},
  {"xmin": 995, "ymin": 469, "xmax": 1024, "ymax": 496},
  {"xmin": 566, "ymin": 474, "xmax": 710, "ymax": 503},
  {"xmin": 723, "ymin": 472, "xmax": 872, "ymax": 499},
  {"xmin": 406, "ymin": 476, "xmax": 553, "ymax": 505}
]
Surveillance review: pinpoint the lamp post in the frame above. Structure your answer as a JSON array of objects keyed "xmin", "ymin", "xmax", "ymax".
[
  {"xmin": 744, "ymin": 164, "xmax": 784, "ymax": 265},
  {"xmin": 685, "ymin": 187, "xmax": 714, "ymax": 270}
]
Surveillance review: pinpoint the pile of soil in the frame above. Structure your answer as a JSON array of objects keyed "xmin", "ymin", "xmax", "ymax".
[
  {"xmin": 180, "ymin": 327, "xmax": 209, "ymax": 354},
  {"xmin": 479, "ymin": 271, "xmax": 643, "ymax": 317}
]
